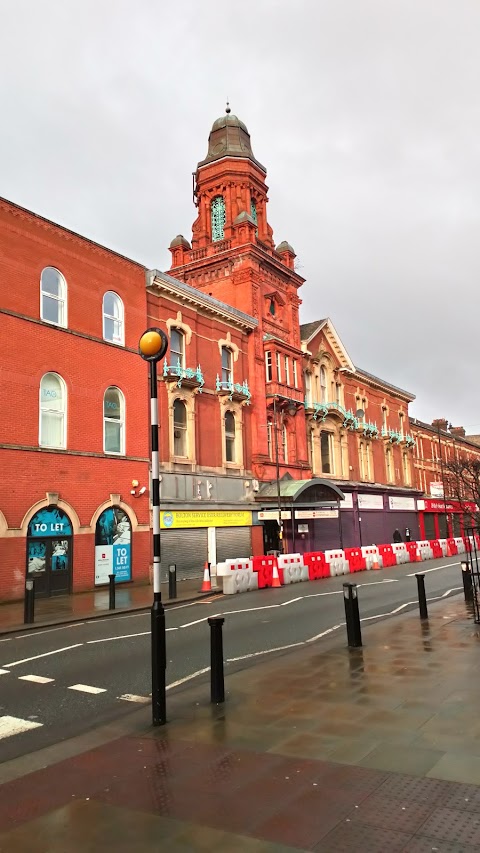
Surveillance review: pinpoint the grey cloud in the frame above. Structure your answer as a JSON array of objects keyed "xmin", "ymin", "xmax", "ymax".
[{"xmin": 1, "ymin": 0, "xmax": 479, "ymax": 429}]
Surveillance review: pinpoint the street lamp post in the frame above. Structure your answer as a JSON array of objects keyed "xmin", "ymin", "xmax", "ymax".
[{"xmin": 139, "ymin": 327, "xmax": 168, "ymax": 726}]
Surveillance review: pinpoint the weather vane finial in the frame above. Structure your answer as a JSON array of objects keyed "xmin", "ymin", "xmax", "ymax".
[{"xmin": 225, "ymin": 99, "xmax": 231, "ymax": 114}]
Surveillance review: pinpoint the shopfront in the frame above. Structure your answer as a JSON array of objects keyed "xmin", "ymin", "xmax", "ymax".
[
  {"xmin": 418, "ymin": 498, "xmax": 477, "ymax": 540},
  {"xmin": 159, "ymin": 509, "xmax": 253, "ymax": 579},
  {"xmin": 26, "ymin": 507, "xmax": 73, "ymax": 598}
]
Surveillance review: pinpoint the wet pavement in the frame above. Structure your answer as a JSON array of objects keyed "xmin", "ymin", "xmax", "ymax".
[
  {"xmin": 0, "ymin": 577, "xmax": 218, "ymax": 635},
  {"xmin": 1, "ymin": 595, "xmax": 480, "ymax": 851}
]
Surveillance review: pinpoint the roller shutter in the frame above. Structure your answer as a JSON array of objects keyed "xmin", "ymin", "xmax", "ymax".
[
  {"xmin": 216, "ymin": 527, "xmax": 252, "ymax": 562},
  {"xmin": 160, "ymin": 528, "xmax": 208, "ymax": 581}
]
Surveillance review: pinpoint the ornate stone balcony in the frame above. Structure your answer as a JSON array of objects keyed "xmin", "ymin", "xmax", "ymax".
[
  {"xmin": 162, "ymin": 361, "xmax": 204, "ymax": 392},
  {"xmin": 215, "ymin": 376, "xmax": 251, "ymax": 404}
]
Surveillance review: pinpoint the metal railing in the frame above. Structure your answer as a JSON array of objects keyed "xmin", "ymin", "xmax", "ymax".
[{"xmin": 162, "ymin": 361, "xmax": 204, "ymax": 391}]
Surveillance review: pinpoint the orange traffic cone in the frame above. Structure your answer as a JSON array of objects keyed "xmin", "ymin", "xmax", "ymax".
[
  {"xmin": 372, "ymin": 558, "xmax": 380, "ymax": 571},
  {"xmin": 272, "ymin": 561, "xmax": 281, "ymax": 588},
  {"xmin": 201, "ymin": 561, "xmax": 211, "ymax": 592},
  {"xmin": 415, "ymin": 548, "xmax": 422, "ymax": 562}
]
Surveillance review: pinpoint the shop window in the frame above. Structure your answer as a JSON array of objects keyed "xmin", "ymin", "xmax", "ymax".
[
  {"xmin": 173, "ymin": 399, "xmax": 188, "ymax": 457},
  {"xmin": 211, "ymin": 195, "xmax": 226, "ymax": 241},
  {"xmin": 104, "ymin": 387, "xmax": 125, "ymax": 455},
  {"xmin": 170, "ymin": 328, "xmax": 185, "ymax": 369},
  {"xmin": 39, "ymin": 373, "xmax": 66, "ymax": 449},
  {"xmin": 103, "ymin": 291, "xmax": 124, "ymax": 345},
  {"xmin": 225, "ymin": 411, "xmax": 236, "ymax": 463},
  {"xmin": 40, "ymin": 267, "xmax": 67, "ymax": 328}
]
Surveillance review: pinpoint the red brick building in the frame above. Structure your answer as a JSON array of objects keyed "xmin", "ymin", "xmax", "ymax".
[
  {"xmin": 0, "ymin": 197, "xmax": 151, "ymax": 601},
  {"xmin": 2, "ymin": 106, "xmax": 472, "ymax": 601}
]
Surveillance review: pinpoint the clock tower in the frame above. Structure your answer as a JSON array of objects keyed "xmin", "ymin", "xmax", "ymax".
[{"xmin": 167, "ymin": 106, "xmax": 310, "ymax": 484}]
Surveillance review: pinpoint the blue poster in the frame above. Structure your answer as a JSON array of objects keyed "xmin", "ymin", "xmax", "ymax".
[
  {"xmin": 95, "ymin": 507, "xmax": 131, "ymax": 584},
  {"xmin": 28, "ymin": 507, "xmax": 72, "ymax": 538}
]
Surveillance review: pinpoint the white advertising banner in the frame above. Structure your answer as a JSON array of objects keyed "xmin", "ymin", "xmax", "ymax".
[
  {"xmin": 358, "ymin": 494, "xmax": 384, "ymax": 510},
  {"xmin": 389, "ymin": 496, "xmax": 416, "ymax": 511},
  {"xmin": 295, "ymin": 509, "xmax": 338, "ymax": 519}
]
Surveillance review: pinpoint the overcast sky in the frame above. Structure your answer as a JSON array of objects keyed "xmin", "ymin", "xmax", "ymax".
[{"xmin": 1, "ymin": 1, "xmax": 479, "ymax": 431}]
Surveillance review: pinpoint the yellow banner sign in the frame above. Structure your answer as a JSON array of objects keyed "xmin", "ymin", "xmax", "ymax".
[{"xmin": 160, "ymin": 510, "xmax": 253, "ymax": 530}]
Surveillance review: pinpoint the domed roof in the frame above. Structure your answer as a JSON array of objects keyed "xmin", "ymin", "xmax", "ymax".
[
  {"xmin": 169, "ymin": 234, "xmax": 191, "ymax": 249},
  {"xmin": 276, "ymin": 240, "xmax": 295, "ymax": 255},
  {"xmin": 198, "ymin": 103, "xmax": 266, "ymax": 173}
]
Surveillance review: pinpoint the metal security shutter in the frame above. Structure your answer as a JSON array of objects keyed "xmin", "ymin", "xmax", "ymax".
[
  {"xmin": 424, "ymin": 514, "xmax": 436, "ymax": 540},
  {"xmin": 216, "ymin": 527, "xmax": 252, "ymax": 562},
  {"xmin": 161, "ymin": 528, "xmax": 208, "ymax": 581}
]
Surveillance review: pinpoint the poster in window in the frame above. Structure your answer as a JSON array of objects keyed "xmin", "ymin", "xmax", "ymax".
[
  {"xmin": 28, "ymin": 541, "xmax": 46, "ymax": 574},
  {"xmin": 95, "ymin": 507, "xmax": 132, "ymax": 585}
]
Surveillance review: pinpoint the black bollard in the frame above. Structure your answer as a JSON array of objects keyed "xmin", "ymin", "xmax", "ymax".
[
  {"xmin": 24, "ymin": 578, "xmax": 35, "ymax": 625},
  {"xmin": 461, "ymin": 561, "xmax": 474, "ymax": 603},
  {"xmin": 208, "ymin": 616, "xmax": 225, "ymax": 703},
  {"xmin": 343, "ymin": 583, "xmax": 362, "ymax": 648},
  {"xmin": 415, "ymin": 573, "xmax": 428, "ymax": 620},
  {"xmin": 168, "ymin": 564, "xmax": 177, "ymax": 600},
  {"xmin": 108, "ymin": 573, "xmax": 116, "ymax": 610}
]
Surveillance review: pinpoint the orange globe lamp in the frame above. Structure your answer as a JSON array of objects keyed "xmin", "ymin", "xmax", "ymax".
[{"xmin": 138, "ymin": 328, "xmax": 168, "ymax": 362}]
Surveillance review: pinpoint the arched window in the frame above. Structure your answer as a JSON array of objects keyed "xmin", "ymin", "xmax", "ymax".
[
  {"xmin": 170, "ymin": 328, "xmax": 185, "ymax": 369},
  {"xmin": 40, "ymin": 267, "xmax": 67, "ymax": 327},
  {"xmin": 221, "ymin": 346, "xmax": 233, "ymax": 386},
  {"xmin": 320, "ymin": 431, "xmax": 331, "ymax": 474},
  {"xmin": 103, "ymin": 291, "xmax": 124, "ymax": 345},
  {"xmin": 320, "ymin": 366, "xmax": 327, "ymax": 403},
  {"xmin": 359, "ymin": 441, "xmax": 366, "ymax": 480},
  {"xmin": 39, "ymin": 373, "xmax": 66, "ymax": 448},
  {"xmin": 386, "ymin": 447, "xmax": 393, "ymax": 482},
  {"xmin": 211, "ymin": 195, "xmax": 226, "ymax": 241},
  {"xmin": 225, "ymin": 411, "xmax": 236, "ymax": 462},
  {"xmin": 173, "ymin": 399, "xmax": 187, "ymax": 457},
  {"xmin": 104, "ymin": 387, "xmax": 125, "ymax": 454}
]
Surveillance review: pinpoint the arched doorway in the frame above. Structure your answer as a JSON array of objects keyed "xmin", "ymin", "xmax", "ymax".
[
  {"xmin": 27, "ymin": 507, "xmax": 73, "ymax": 597},
  {"xmin": 94, "ymin": 506, "xmax": 132, "ymax": 586}
]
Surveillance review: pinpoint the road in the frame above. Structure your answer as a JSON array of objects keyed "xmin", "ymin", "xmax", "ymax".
[{"xmin": 0, "ymin": 556, "xmax": 466, "ymax": 764}]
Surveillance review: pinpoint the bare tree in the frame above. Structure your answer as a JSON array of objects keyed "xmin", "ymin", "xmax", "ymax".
[{"xmin": 444, "ymin": 456, "xmax": 480, "ymax": 530}]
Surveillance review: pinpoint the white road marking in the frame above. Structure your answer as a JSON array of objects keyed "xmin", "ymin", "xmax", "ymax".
[
  {"xmin": 406, "ymin": 561, "xmax": 458, "ymax": 577},
  {"xmin": 0, "ymin": 715, "xmax": 43, "ymax": 739},
  {"xmin": 2, "ymin": 644, "xmax": 83, "ymax": 669},
  {"xmin": 15, "ymin": 623, "xmax": 86, "ymax": 639},
  {"xmin": 306, "ymin": 625, "xmax": 342, "ymax": 643},
  {"xmin": 280, "ymin": 597, "xmax": 303, "ymax": 606},
  {"xmin": 87, "ymin": 631, "xmax": 150, "ymax": 644},
  {"xmin": 179, "ymin": 617, "xmax": 213, "ymax": 628},
  {"xmin": 118, "ymin": 694, "xmax": 149, "ymax": 703},
  {"xmin": 0, "ymin": 669, "xmax": 10, "ymax": 675},
  {"xmin": 0, "ymin": 639, "xmax": 11, "ymax": 643},
  {"xmin": 358, "ymin": 579, "xmax": 399, "ymax": 586},
  {"xmin": 227, "ymin": 641, "xmax": 305, "ymax": 663},
  {"xmin": 166, "ymin": 667, "xmax": 211, "ymax": 690},
  {"xmin": 68, "ymin": 684, "xmax": 107, "ymax": 694},
  {"xmin": 18, "ymin": 675, "xmax": 55, "ymax": 684}
]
